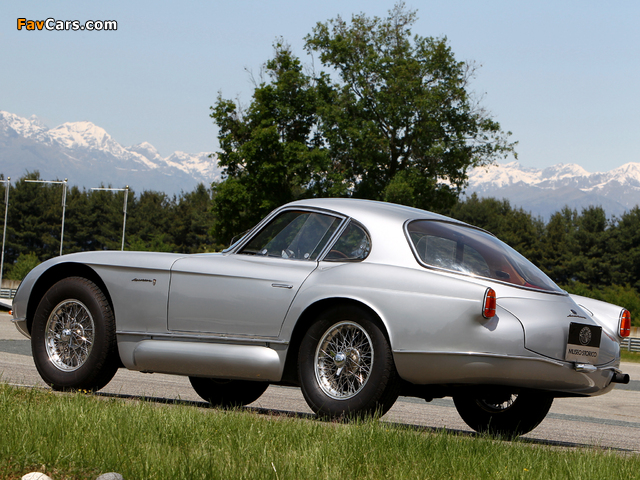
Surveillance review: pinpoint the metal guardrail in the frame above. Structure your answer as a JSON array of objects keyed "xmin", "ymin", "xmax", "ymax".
[
  {"xmin": 621, "ymin": 337, "xmax": 640, "ymax": 353},
  {"xmin": 0, "ymin": 288, "xmax": 16, "ymax": 299}
]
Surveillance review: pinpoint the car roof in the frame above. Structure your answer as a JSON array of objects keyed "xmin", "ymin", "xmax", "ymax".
[{"xmin": 286, "ymin": 198, "xmax": 468, "ymax": 226}]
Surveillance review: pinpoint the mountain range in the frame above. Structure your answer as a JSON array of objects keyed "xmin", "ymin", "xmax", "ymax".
[
  {"xmin": 1, "ymin": 110, "xmax": 639, "ymax": 219},
  {"xmin": 465, "ymin": 161, "xmax": 640, "ymax": 220},
  {"xmin": 0, "ymin": 110, "xmax": 222, "ymax": 195}
]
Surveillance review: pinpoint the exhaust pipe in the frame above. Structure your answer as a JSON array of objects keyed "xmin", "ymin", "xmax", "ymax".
[{"xmin": 611, "ymin": 372, "xmax": 630, "ymax": 384}]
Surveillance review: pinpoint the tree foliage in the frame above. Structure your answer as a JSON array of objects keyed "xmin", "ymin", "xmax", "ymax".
[
  {"xmin": 305, "ymin": 3, "xmax": 514, "ymax": 210},
  {"xmin": 2, "ymin": 172, "xmax": 640, "ymax": 325},
  {"xmin": 0, "ymin": 172, "xmax": 218, "ymax": 280},
  {"xmin": 210, "ymin": 44, "xmax": 328, "ymax": 244},
  {"xmin": 210, "ymin": 3, "xmax": 514, "ymax": 243}
]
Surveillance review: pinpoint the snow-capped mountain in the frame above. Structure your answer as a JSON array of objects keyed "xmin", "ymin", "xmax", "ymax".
[
  {"xmin": 3, "ymin": 110, "xmax": 638, "ymax": 217},
  {"xmin": 0, "ymin": 111, "xmax": 223, "ymax": 195},
  {"xmin": 466, "ymin": 161, "xmax": 640, "ymax": 219}
]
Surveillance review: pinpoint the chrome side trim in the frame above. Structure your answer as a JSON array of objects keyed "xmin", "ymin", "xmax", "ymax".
[
  {"xmin": 132, "ymin": 340, "xmax": 282, "ymax": 381},
  {"xmin": 271, "ymin": 283, "xmax": 293, "ymax": 289},
  {"xmin": 393, "ymin": 349, "xmax": 566, "ymax": 367},
  {"xmin": 116, "ymin": 330, "xmax": 289, "ymax": 345}
]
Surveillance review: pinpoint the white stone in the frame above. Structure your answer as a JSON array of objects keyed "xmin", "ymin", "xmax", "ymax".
[
  {"xmin": 21, "ymin": 473, "xmax": 53, "ymax": 480},
  {"xmin": 96, "ymin": 473, "xmax": 124, "ymax": 480}
]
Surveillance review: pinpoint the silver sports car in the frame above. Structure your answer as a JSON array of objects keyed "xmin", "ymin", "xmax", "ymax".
[{"xmin": 11, "ymin": 198, "xmax": 631, "ymax": 436}]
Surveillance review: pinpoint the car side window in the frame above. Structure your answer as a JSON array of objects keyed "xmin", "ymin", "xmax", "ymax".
[
  {"xmin": 238, "ymin": 210, "xmax": 342, "ymax": 260},
  {"xmin": 324, "ymin": 222, "xmax": 371, "ymax": 262}
]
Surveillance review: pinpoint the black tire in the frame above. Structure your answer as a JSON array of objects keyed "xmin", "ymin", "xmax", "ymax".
[
  {"xmin": 31, "ymin": 276, "xmax": 119, "ymax": 391},
  {"xmin": 453, "ymin": 389, "xmax": 553, "ymax": 437},
  {"xmin": 298, "ymin": 305, "xmax": 400, "ymax": 419},
  {"xmin": 189, "ymin": 377, "xmax": 269, "ymax": 407}
]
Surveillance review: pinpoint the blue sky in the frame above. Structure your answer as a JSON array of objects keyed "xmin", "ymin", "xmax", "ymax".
[{"xmin": 1, "ymin": 1, "xmax": 638, "ymax": 172}]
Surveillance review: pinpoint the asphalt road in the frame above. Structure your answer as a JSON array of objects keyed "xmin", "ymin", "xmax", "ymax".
[{"xmin": 2, "ymin": 312, "xmax": 640, "ymax": 452}]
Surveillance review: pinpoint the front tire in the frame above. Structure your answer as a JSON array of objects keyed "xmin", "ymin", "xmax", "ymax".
[
  {"xmin": 453, "ymin": 389, "xmax": 553, "ymax": 437},
  {"xmin": 298, "ymin": 305, "xmax": 400, "ymax": 419},
  {"xmin": 31, "ymin": 277, "xmax": 119, "ymax": 391},
  {"xmin": 189, "ymin": 377, "xmax": 269, "ymax": 407}
]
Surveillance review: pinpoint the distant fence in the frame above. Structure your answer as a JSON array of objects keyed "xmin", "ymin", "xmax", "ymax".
[
  {"xmin": 0, "ymin": 288, "xmax": 16, "ymax": 299},
  {"xmin": 621, "ymin": 336, "xmax": 640, "ymax": 353}
]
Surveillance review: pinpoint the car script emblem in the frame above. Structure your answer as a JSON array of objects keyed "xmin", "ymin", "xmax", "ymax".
[{"xmin": 567, "ymin": 309, "xmax": 586, "ymax": 319}]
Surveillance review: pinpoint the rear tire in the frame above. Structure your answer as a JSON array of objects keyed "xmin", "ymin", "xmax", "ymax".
[
  {"xmin": 453, "ymin": 389, "xmax": 553, "ymax": 437},
  {"xmin": 298, "ymin": 305, "xmax": 400, "ymax": 419},
  {"xmin": 31, "ymin": 277, "xmax": 119, "ymax": 391},
  {"xmin": 189, "ymin": 377, "xmax": 269, "ymax": 407}
]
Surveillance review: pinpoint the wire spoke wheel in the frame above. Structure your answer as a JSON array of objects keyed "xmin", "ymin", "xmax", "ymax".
[
  {"xmin": 45, "ymin": 300, "xmax": 95, "ymax": 372},
  {"xmin": 299, "ymin": 305, "xmax": 400, "ymax": 419},
  {"xmin": 32, "ymin": 277, "xmax": 118, "ymax": 391},
  {"xmin": 475, "ymin": 393, "xmax": 517, "ymax": 413},
  {"xmin": 315, "ymin": 321, "xmax": 374, "ymax": 400},
  {"xmin": 453, "ymin": 390, "xmax": 554, "ymax": 437}
]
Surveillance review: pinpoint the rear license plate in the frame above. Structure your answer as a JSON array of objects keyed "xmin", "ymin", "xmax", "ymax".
[{"xmin": 565, "ymin": 322, "xmax": 602, "ymax": 364}]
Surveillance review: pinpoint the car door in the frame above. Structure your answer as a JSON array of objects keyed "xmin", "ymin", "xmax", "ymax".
[{"xmin": 167, "ymin": 209, "xmax": 344, "ymax": 337}]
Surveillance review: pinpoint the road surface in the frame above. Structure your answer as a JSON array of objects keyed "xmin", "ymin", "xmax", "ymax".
[{"xmin": 1, "ymin": 312, "xmax": 639, "ymax": 452}]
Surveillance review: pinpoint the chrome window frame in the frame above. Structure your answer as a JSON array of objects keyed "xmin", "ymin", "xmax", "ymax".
[{"xmin": 229, "ymin": 207, "xmax": 348, "ymax": 262}]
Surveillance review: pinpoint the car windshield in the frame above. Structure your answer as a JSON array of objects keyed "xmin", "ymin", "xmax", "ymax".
[{"xmin": 406, "ymin": 220, "xmax": 563, "ymax": 293}]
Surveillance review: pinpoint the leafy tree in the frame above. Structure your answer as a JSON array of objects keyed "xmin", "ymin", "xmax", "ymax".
[
  {"xmin": 305, "ymin": 3, "xmax": 515, "ymax": 210},
  {"xmin": 211, "ymin": 43, "xmax": 328, "ymax": 244},
  {"xmin": 210, "ymin": 4, "xmax": 515, "ymax": 241},
  {"xmin": 6, "ymin": 171, "xmax": 67, "ymax": 262},
  {"xmin": 610, "ymin": 207, "xmax": 640, "ymax": 290},
  {"xmin": 6, "ymin": 253, "xmax": 40, "ymax": 281},
  {"xmin": 126, "ymin": 190, "xmax": 176, "ymax": 252},
  {"xmin": 562, "ymin": 281, "xmax": 640, "ymax": 327},
  {"xmin": 569, "ymin": 206, "xmax": 611, "ymax": 286},
  {"xmin": 173, "ymin": 184, "xmax": 218, "ymax": 253},
  {"xmin": 539, "ymin": 207, "xmax": 578, "ymax": 285}
]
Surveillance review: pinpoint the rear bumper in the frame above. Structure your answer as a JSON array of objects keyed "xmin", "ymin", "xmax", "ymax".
[{"xmin": 394, "ymin": 350, "xmax": 622, "ymax": 396}]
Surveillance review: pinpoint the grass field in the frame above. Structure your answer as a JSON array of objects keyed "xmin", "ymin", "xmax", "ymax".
[
  {"xmin": 1, "ymin": 384, "xmax": 639, "ymax": 480},
  {"xmin": 621, "ymin": 350, "xmax": 640, "ymax": 363}
]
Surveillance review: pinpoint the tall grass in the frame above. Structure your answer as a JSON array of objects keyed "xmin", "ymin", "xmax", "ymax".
[{"xmin": 0, "ymin": 384, "xmax": 638, "ymax": 479}]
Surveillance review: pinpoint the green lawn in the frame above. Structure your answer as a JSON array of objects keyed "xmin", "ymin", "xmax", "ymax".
[{"xmin": 1, "ymin": 384, "xmax": 638, "ymax": 480}]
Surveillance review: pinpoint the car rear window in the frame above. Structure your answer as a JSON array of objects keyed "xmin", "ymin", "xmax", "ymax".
[{"xmin": 406, "ymin": 220, "xmax": 563, "ymax": 293}]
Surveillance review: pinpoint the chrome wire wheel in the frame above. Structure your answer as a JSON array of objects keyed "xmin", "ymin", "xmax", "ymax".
[
  {"xmin": 314, "ymin": 321, "xmax": 374, "ymax": 400},
  {"xmin": 45, "ymin": 299, "xmax": 95, "ymax": 372},
  {"xmin": 476, "ymin": 393, "xmax": 518, "ymax": 413}
]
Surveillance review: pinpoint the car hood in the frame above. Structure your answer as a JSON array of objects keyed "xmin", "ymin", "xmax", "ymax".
[{"xmin": 498, "ymin": 294, "xmax": 619, "ymax": 366}]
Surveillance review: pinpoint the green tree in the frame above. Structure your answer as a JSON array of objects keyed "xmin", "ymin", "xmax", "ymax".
[
  {"xmin": 210, "ymin": 4, "xmax": 515, "ymax": 242},
  {"xmin": 306, "ymin": 3, "xmax": 515, "ymax": 210},
  {"xmin": 610, "ymin": 207, "xmax": 640, "ymax": 290},
  {"xmin": 211, "ymin": 43, "xmax": 329, "ymax": 244},
  {"xmin": 173, "ymin": 184, "xmax": 218, "ymax": 253},
  {"xmin": 6, "ymin": 253, "xmax": 40, "ymax": 281},
  {"xmin": 126, "ymin": 190, "xmax": 176, "ymax": 252}
]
